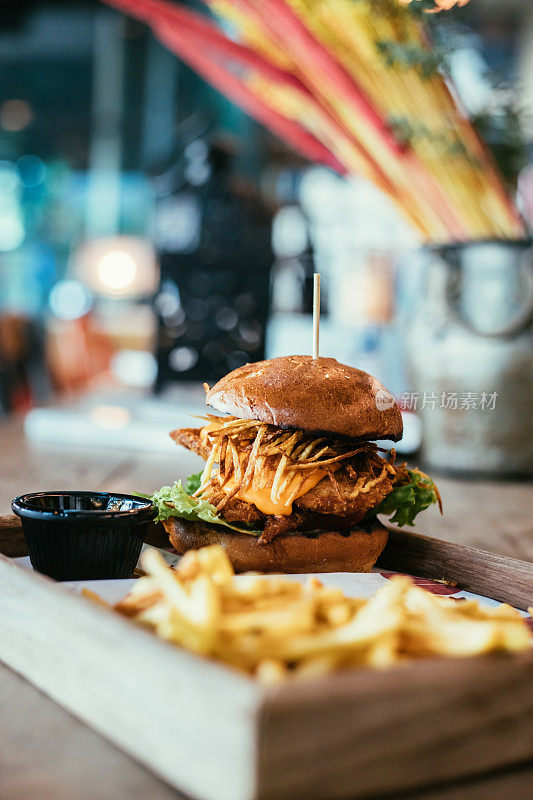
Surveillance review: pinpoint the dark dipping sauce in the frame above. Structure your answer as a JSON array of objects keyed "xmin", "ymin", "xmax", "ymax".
[{"xmin": 12, "ymin": 491, "xmax": 155, "ymax": 581}]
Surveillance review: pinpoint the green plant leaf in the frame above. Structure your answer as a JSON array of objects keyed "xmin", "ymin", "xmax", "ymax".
[
  {"xmin": 141, "ymin": 481, "xmax": 260, "ymax": 536},
  {"xmin": 369, "ymin": 469, "xmax": 441, "ymax": 527},
  {"xmin": 185, "ymin": 471, "xmax": 203, "ymax": 495}
]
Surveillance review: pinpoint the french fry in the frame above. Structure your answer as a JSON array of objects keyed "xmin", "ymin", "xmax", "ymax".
[
  {"xmin": 115, "ymin": 546, "xmax": 531, "ymax": 682},
  {"xmin": 196, "ymin": 545, "xmax": 234, "ymax": 585},
  {"xmin": 255, "ymin": 659, "xmax": 288, "ymax": 684},
  {"xmin": 115, "ymin": 590, "xmax": 162, "ymax": 618},
  {"xmin": 81, "ymin": 588, "xmax": 109, "ymax": 607},
  {"xmin": 293, "ymin": 653, "xmax": 340, "ymax": 679},
  {"xmin": 230, "ymin": 574, "xmax": 303, "ymax": 597},
  {"xmin": 220, "ymin": 600, "xmax": 315, "ymax": 635}
]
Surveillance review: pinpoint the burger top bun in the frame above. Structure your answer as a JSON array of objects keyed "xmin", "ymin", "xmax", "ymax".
[{"xmin": 205, "ymin": 355, "xmax": 403, "ymax": 442}]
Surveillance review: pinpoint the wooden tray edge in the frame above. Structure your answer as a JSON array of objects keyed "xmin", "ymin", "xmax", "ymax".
[
  {"xmin": 2, "ymin": 514, "xmax": 531, "ymax": 608},
  {"xmin": 378, "ymin": 527, "xmax": 533, "ymax": 610},
  {"xmin": 256, "ymin": 649, "xmax": 533, "ymax": 800},
  {"xmin": 0, "ymin": 553, "xmax": 260, "ymax": 800}
]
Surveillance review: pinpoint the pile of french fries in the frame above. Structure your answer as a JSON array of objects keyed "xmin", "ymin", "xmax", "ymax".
[{"xmin": 116, "ymin": 546, "xmax": 530, "ymax": 683}]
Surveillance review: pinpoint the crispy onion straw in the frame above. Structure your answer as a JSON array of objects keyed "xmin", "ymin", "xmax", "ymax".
[{"xmin": 192, "ymin": 416, "xmax": 400, "ymax": 511}]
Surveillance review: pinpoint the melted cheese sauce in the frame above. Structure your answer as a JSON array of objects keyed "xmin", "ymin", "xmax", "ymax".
[
  {"xmin": 200, "ymin": 422, "xmax": 221, "ymax": 439},
  {"xmin": 200, "ymin": 419, "xmax": 332, "ymax": 515},
  {"xmin": 220, "ymin": 469, "xmax": 327, "ymax": 515}
]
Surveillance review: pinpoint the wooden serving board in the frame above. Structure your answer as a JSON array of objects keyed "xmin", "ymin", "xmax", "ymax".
[{"xmin": 0, "ymin": 515, "xmax": 532, "ymax": 800}]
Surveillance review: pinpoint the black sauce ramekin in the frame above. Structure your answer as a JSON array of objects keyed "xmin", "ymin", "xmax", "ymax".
[{"xmin": 12, "ymin": 491, "xmax": 155, "ymax": 581}]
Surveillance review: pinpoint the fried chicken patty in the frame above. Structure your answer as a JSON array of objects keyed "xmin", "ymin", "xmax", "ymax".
[
  {"xmin": 218, "ymin": 497, "xmax": 369, "ymax": 544},
  {"xmin": 295, "ymin": 469, "xmax": 393, "ymax": 517},
  {"xmin": 171, "ymin": 425, "xmax": 395, "ymax": 541},
  {"xmin": 171, "ymin": 427, "xmax": 209, "ymax": 458}
]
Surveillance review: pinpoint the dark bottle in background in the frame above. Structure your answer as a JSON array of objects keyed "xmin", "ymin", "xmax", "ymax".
[{"xmin": 153, "ymin": 138, "xmax": 274, "ymax": 389}]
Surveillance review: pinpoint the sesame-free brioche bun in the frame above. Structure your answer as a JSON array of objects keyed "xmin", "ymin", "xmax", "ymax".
[
  {"xmin": 164, "ymin": 517, "xmax": 389, "ymax": 573},
  {"xmin": 205, "ymin": 355, "xmax": 403, "ymax": 442}
]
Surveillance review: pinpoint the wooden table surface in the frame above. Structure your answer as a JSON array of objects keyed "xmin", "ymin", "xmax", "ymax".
[{"xmin": 1, "ymin": 415, "xmax": 532, "ymax": 800}]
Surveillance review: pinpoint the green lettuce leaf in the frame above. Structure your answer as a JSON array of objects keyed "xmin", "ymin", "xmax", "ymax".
[
  {"xmin": 140, "ymin": 481, "xmax": 260, "ymax": 536},
  {"xmin": 369, "ymin": 469, "xmax": 441, "ymax": 527},
  {"xmin": 185, "ymin": 471, "xmax": 203, "ymax": 495}
]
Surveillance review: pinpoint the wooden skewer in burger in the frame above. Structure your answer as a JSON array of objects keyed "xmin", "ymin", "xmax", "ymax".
[{"xmin": 149, "ymin": 275, "xmax": 441, "ymax": 573}]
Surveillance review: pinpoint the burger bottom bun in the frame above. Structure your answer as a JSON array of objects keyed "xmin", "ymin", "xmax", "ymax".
[{"xmin": 163, "ymin": 517, "xmax": 389, "ymax": 573}]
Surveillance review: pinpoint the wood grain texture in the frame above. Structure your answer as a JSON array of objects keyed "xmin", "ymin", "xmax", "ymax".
[
  {"xmin": 378, "ymin": 528, "xmax": 533, "ymax": 610},
  {"xmin": 407, "ymin": 474, "xmax": 533, "ymax": 563},
  {"xmin": 0, "ymin": 664, "xmax": 187, "ymax": 800},
  {"xmin": 1, "ymin": 526, "xmax": 533, "ymax": 800},
  {"xmin": 258, "ymin": 652, "xmax": 533, "ymax": 800},
  {"xmin": 0, "ymin": 514, "xmax": 26, "ymax": 557},
  {"xmin": 0, "ymin": 553, "xmax": 259, "ymax": 800},
  {"xmin": 2, "ymin": 663, "xmax": 532, "ymax": 800},
  {"xmin": 392, "ymin": 765, "xmax": 533, "ymax": 800}
]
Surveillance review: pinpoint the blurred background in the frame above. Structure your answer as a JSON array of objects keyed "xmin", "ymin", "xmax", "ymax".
[{"xmin": 0, "ymin": 0, "xmax": 532, "ymax": 480}]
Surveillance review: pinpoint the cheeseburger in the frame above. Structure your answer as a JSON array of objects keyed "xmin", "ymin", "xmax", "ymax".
[{"xmin": 149, "ymin": 355, "xmax": 441, "ymax": 572}]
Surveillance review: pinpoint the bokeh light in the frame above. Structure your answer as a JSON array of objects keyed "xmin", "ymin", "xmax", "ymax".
[
  {"xmin": 0, "ymin": 162, "xmax": 20, "ymax": 194},
  {"xmin": 49, "ymin": 280, "xmax": 92, "ymax": 320},
  {"xmin": 0, "ymin": 167, "xmax": 24, "ymax": 252},
  {"xmin": 97, "ymin": 250, "xmax": 137, "ymax": 292},
  {"xmin": 17, "ymin": 155, "xmax": 47, "ymax": 188},
  {"xmin": 0, "ymin": 99, "xmax": 33, "ymax": 132},
  {"xmin": 169, "ymin": 346, "xmax": 199, "ymax": 372},
  {"xmin": 89, "ymin": 405, "xmax": 132, "ymax": 430},
  {"xmin": 0, "ymin": 210, "xmax": 24, "ymax": 251},
  {"xmin": 272, "ymin": 205, "xmax": 308, "ymax": 257},
  {"xmin": 74, "ymin": 237, "xmax": 158, "ymax": 298},
  {"xmin": 111, "ymin": 349, "xmax": 157, "ymax": 388}
]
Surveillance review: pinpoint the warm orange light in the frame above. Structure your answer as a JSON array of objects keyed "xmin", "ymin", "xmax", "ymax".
[
  {"xmin": 0, "ymin": 99, "xmax": 33, "ymax": 132},
  {"xmin": 73, "ymin": 236, "xmax": 159, "ymax": 298}
]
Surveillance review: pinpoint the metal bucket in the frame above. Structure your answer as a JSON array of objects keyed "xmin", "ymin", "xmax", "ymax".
[{"xmin": 406, "ymin": 238, "xmax": 533, "ymax": 476}]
